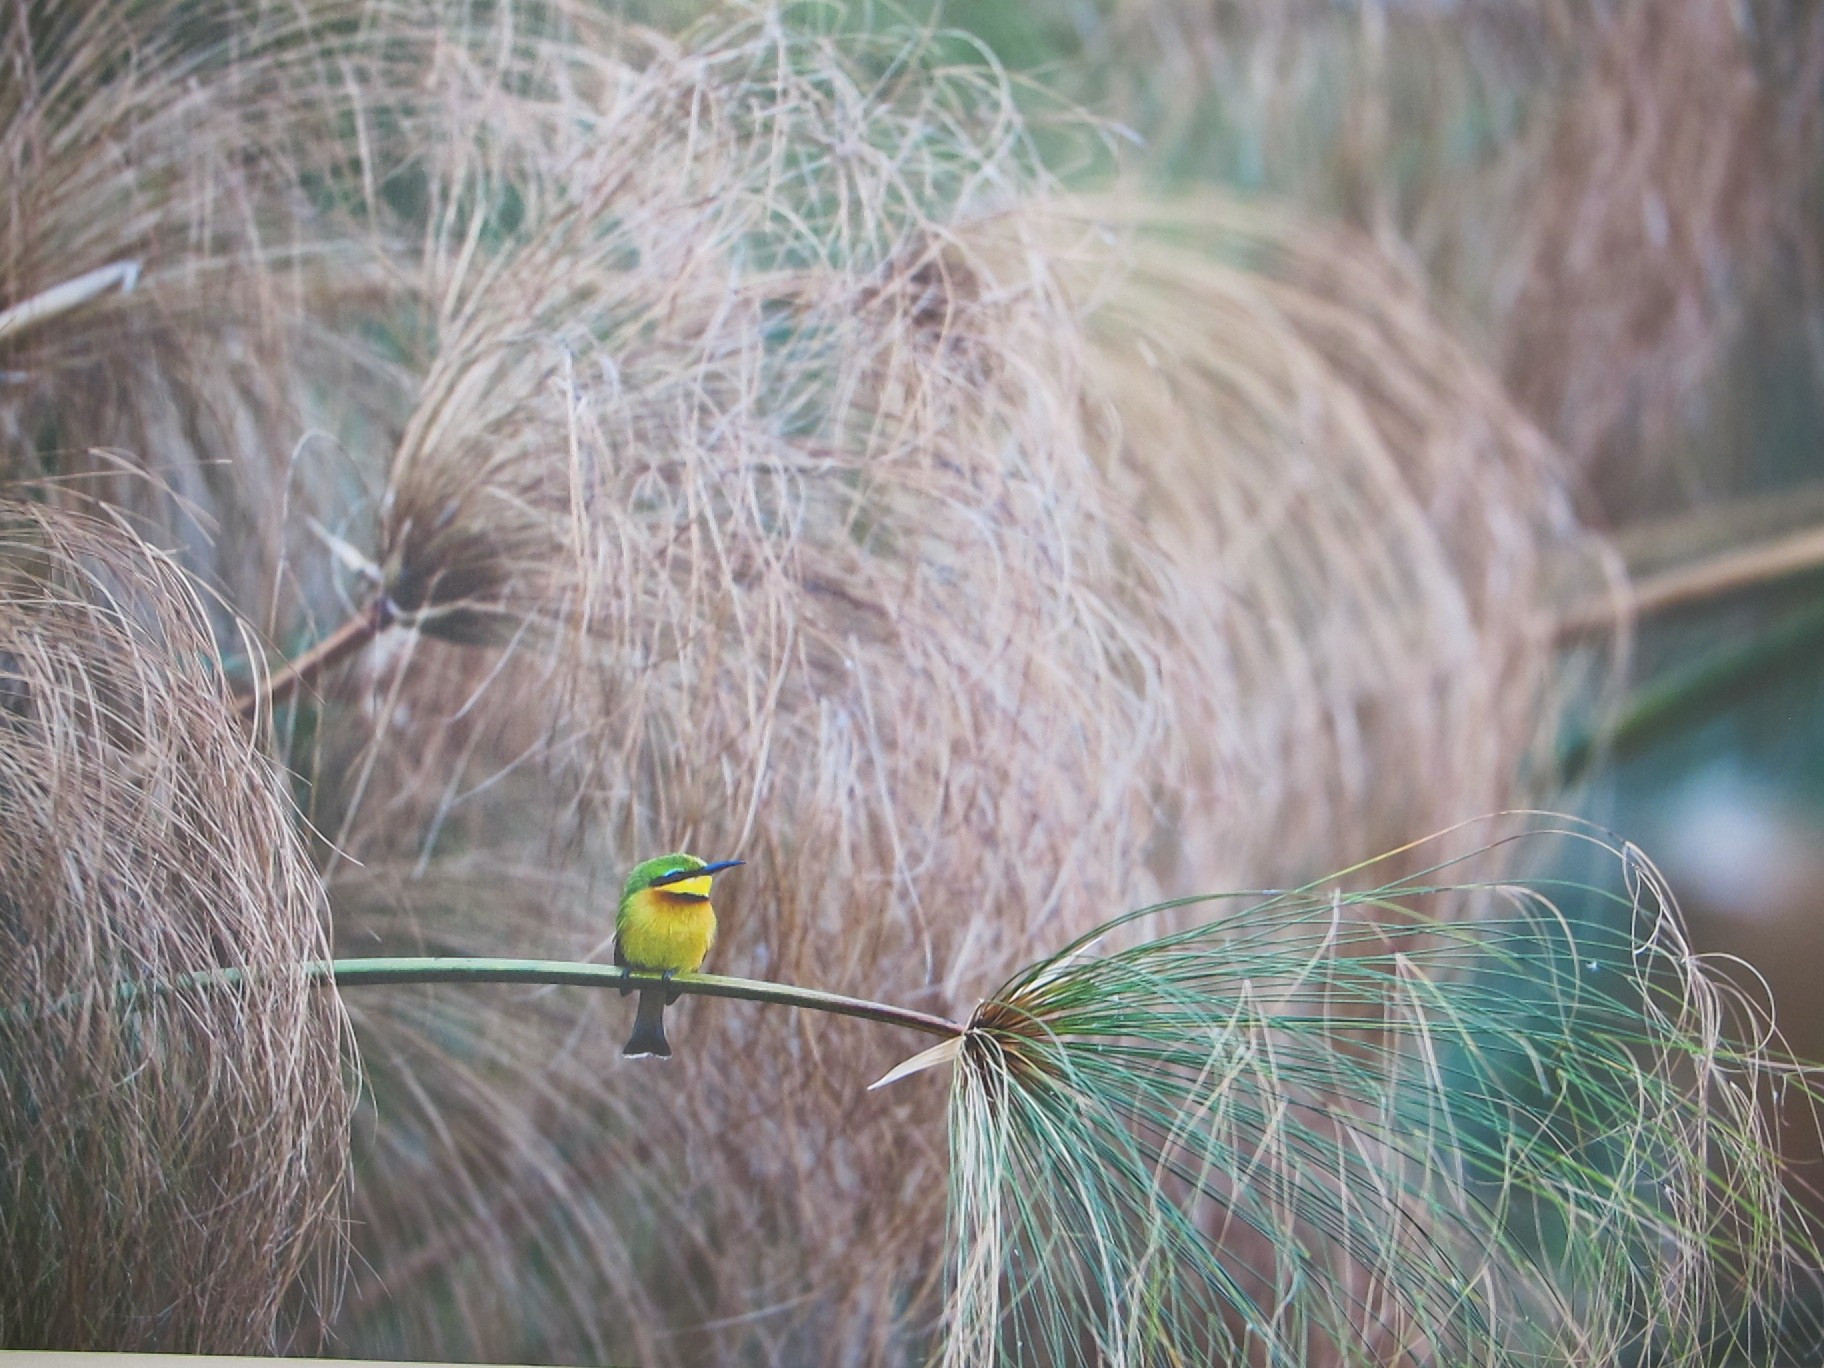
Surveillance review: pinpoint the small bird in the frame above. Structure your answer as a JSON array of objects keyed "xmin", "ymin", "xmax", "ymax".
[{"xmin": 614, "ymin": 853, "xmax": 743, "ymax": 1058}]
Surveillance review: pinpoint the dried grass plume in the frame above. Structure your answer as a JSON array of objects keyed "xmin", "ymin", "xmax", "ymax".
[{"xmin": 0, "ymin": 501, "xmax": 350, "ymax": 1351}]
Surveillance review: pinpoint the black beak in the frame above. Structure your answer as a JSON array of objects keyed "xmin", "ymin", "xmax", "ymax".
[{"xmin": 651, "ymin": 859, "xmax": 745, "ymax": 887}]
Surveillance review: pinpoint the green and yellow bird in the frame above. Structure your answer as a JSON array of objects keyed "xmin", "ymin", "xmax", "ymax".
[{"xmin": 614, "ymin": 853, "xmax": 742, "ymax": 1058}]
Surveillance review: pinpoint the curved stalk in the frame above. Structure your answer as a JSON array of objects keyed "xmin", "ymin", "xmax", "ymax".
[
  {"xmin": 323, "ymin": 957, "xmax": 965, "ymax": 1038},
  {"xmin": 0, "ymin": 260, "xmax": 140, "ymax": 345},
  {"xmin": 236, "ymin": 595, "xmax": 393, "ymax": 718},
  {"xmin": 112, "ymin": 956, "xmax": 964, "ymax": 1040},
  {"xmin": 1556, "ymin": 516, "xmax": 1824, "ymax": 638}
]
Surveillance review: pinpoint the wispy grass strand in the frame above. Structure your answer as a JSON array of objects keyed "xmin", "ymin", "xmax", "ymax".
[{"xmin": 944, "ymin": 818, "xmax": 1822, "ymax": 1366}]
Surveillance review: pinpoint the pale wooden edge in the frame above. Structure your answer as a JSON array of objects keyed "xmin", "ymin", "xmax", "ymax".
[{"xmin": 0, "ymin": 1356, "xmax": 569, "ymax": 1368}]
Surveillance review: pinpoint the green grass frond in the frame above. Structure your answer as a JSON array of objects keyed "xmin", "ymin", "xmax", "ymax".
[{"xmin": 946, "ymin": 816, "xmax": 1821, "ymax": 1366}]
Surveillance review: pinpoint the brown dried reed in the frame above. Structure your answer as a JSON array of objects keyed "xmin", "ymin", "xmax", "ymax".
[
  {"xmin": 1067, "ymin": 190, "xmax": 1597, "ymax": 874},
  {"xmin": 0, "ymin": 0, "xmax": 405, "ymax": 621},
  {"xmin": 0, "ymin": 500, "xmax": 350, "ymax": 1351},
  {"xmin": 1496, "ymin": 0, "xmax": 1823, "ymax": 509},
  {"xmin": 1082, "ymin": 0, "xmax": 1824, "ymax": 511}
]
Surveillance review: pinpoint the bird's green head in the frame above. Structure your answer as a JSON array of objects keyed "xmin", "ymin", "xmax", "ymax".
[{"xmin": 621, "ymin": 852, "xmax": 743, "ymax": 907}]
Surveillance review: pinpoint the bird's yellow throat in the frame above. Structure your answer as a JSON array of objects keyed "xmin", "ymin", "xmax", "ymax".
[
  {"xmin": 619, "ymin": 884, "xmax": 718, "ymax": 976},
  {"xmin": 653, "ymin": 873, "xmax": 713, "ymax": 900}
]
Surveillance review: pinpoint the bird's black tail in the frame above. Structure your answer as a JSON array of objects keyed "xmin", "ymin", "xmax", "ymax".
[{"xmin": 623, "ymin": 985, "xmax": 672, "ymax": 1059}]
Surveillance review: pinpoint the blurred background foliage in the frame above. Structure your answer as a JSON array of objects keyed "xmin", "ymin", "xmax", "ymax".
[
  {"xmin": 3, "ymin": 0, "xmax": 1823, "ymax": 1362},
  {"xmin": 833, "ymin": 0, "xmax": 1824, "ymax": 1226}
]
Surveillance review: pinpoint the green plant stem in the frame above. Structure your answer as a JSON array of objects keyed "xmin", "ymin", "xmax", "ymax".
[
  {"xmin": 1559, "ymin": 594, "xmax": 1824, "ymax": 780},
  {"xmin": 176, "ymin": 957, "xmax": 965, "ymax": 1040}
]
